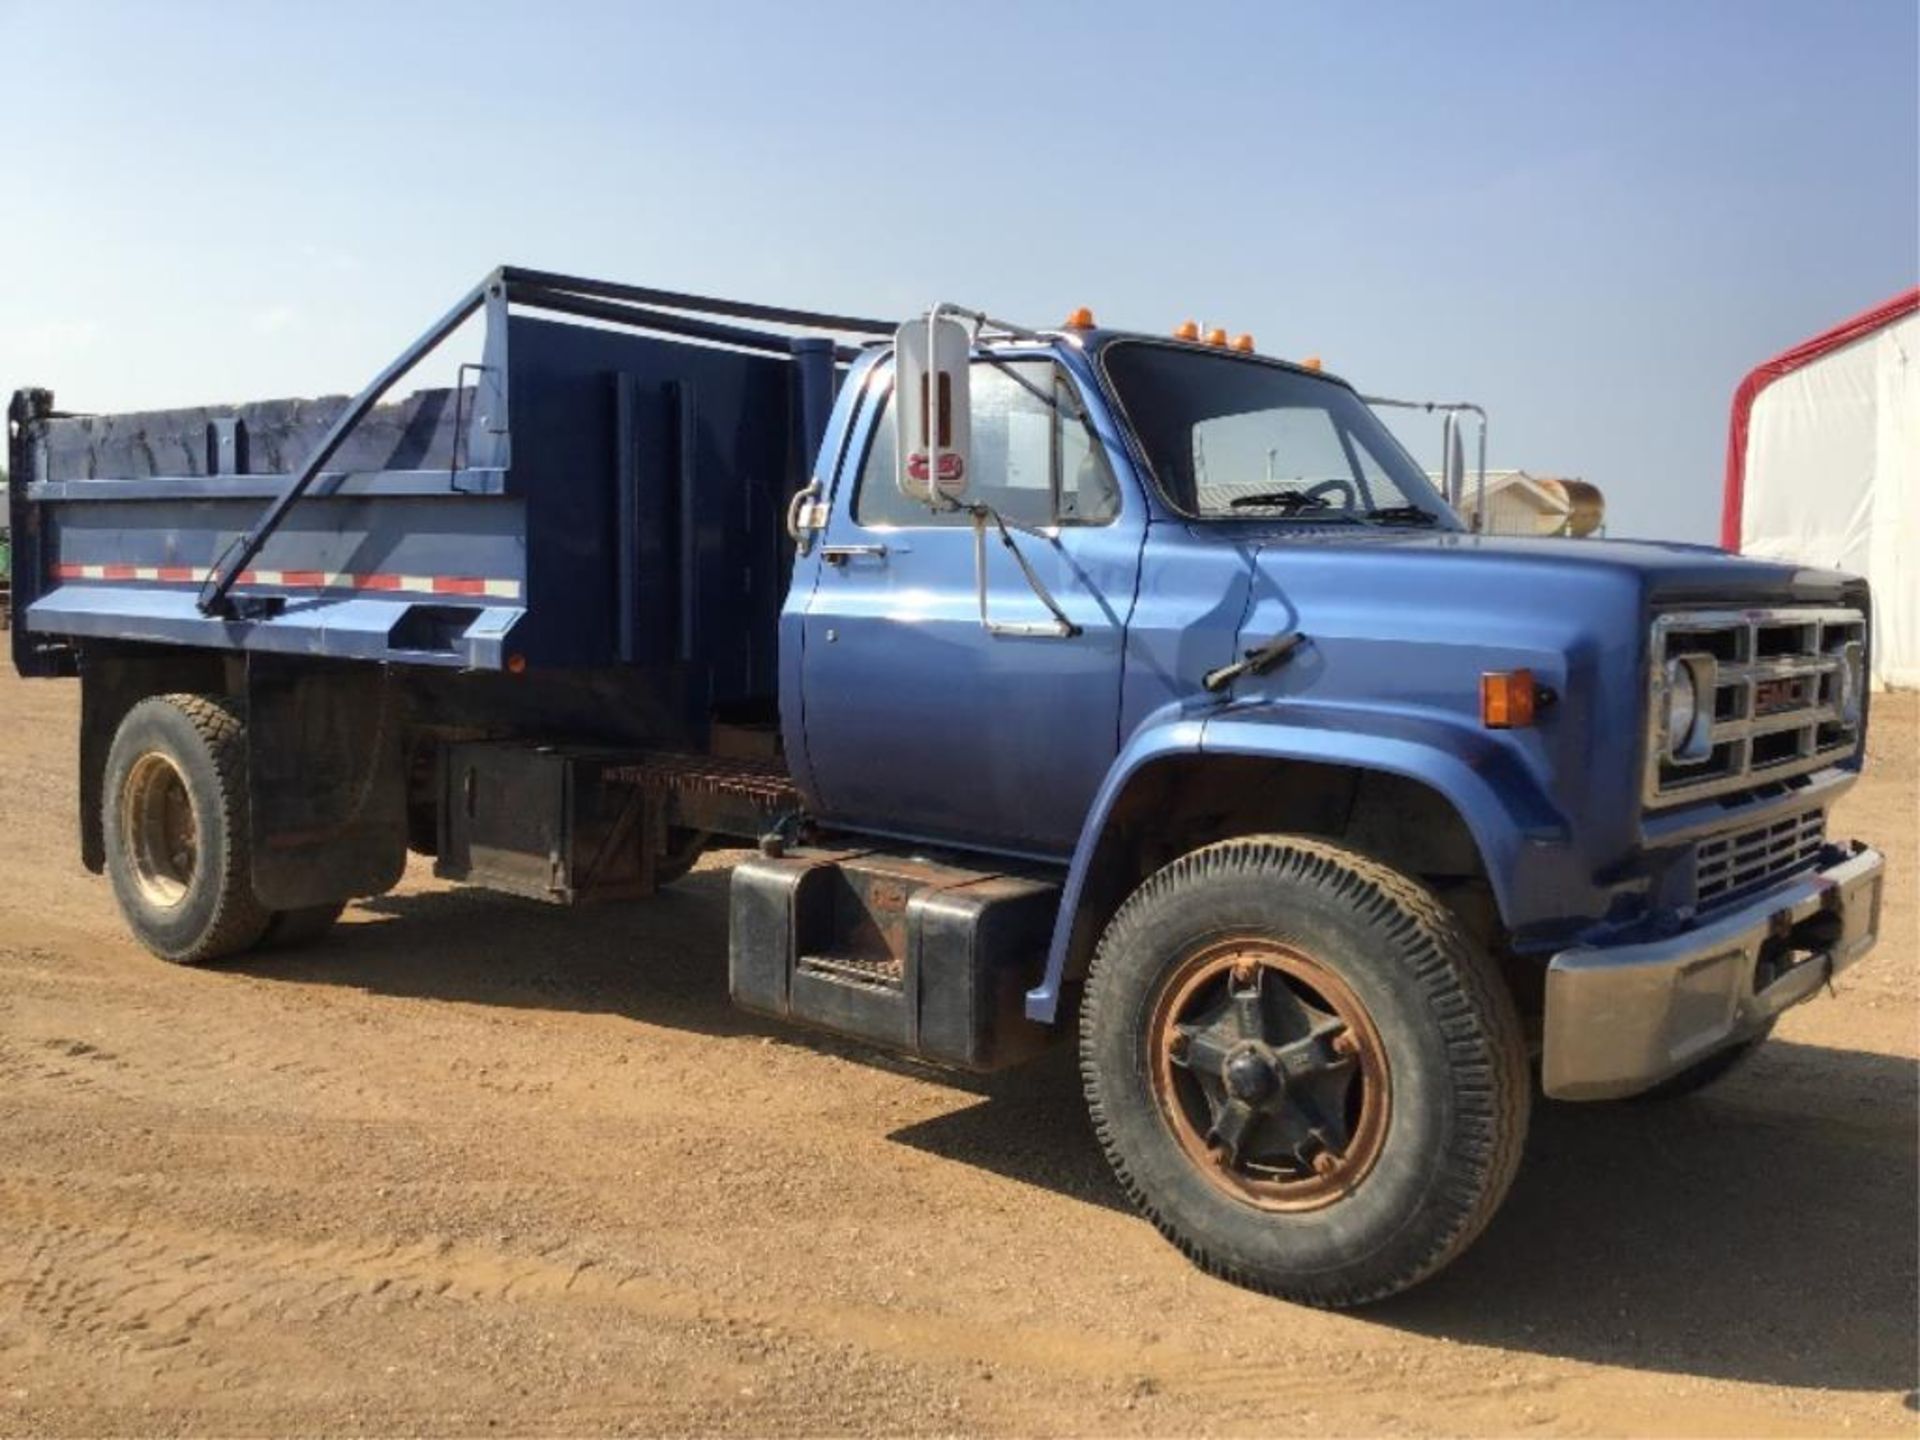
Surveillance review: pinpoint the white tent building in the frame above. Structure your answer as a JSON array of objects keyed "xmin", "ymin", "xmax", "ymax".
[{"xmin": 1723, "ymin": 289, "xmax": 1917, "ymax": 689}]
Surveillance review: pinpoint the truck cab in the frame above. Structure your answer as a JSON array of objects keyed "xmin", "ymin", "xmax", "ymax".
[
  {"xmin": 787, "ymin": 314, "xmax": 1878, "ymax": 1035},
  {"xmin": 6, "ymin": 271, "xmax": 1886, "ymax": 1306}
]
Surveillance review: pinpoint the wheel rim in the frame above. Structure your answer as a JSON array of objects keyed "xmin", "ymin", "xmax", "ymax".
[
  {"xmin": 1148, "ymin": 936, "xmax": 1391, "ymax": 1212},
  {"xmin": 120, "ymin": 751, "xmax": 198, "ymax": 909}
]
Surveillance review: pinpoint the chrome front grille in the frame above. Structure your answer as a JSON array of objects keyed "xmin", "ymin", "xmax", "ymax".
[
  {"xmin": 1645, "ymin": 607, "xmax": 1865, "ymax": 808},
  {"xmin": 1695, "ymin": 807, "xmax": 1827, "ymax": 908}
]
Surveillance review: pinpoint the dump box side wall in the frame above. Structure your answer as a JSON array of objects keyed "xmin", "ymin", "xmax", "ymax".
[{"xmin": 13, "ymin": 310, "xmax": 811, "ymax": 708}]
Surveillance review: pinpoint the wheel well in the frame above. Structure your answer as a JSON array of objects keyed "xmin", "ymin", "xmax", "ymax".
[
  {"xmin": 1061, "ymin": 755, "xmax": 1535, "ymax": 1021},
  {"xmin": 78, "ymin": 643, "xmax": 238, "ymax": 872}
]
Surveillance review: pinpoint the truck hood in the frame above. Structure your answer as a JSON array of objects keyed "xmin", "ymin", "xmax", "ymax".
[
  {"xmin": 1205, "ymin": 525, "xmax": 1862, "ymax": 609},
  {"xmin": 1208, "ymin": 525, "xmax": 1868, "ymax": 942}
]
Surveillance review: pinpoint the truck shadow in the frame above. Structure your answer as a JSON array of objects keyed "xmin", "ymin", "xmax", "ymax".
[
  {"xmin": 1394, "ymin": 1046, "xmax": 1918, "ymax": 1396},
  {"xmin": 253, "ymin": 874, "xmax": 1915, "ymax": 1397},
  {"xmin": 902, "ymin": 1036, "xmax": 1920, "ymax": 1397},
  {"xmin": 321, "ymin": 867, "xmax": 769, "ymax": 1035},
  {"xmin": 897, "ymin": 1040, "xmax": 1919, "ymax": 1397}
]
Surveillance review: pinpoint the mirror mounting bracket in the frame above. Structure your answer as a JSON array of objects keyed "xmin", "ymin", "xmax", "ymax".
[{"xmin": 971, "ymin": 506, "xmax": 1080, "ymax": 640}]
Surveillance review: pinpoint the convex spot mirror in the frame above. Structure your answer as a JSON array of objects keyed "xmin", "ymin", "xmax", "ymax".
[{"xmin": 894, "ymin": 313, "xmax": 972, "ymax": 508}]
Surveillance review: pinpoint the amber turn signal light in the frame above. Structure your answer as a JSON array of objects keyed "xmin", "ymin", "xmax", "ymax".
[{"xmin": 1481, "ymin": 668, "xmax": 1536, "ymax": 728}]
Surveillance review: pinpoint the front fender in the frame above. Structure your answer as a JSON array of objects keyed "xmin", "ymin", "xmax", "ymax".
[{"xmin": 1023, "ymin": 700, "xmax": 1572, "ymax": 1024}]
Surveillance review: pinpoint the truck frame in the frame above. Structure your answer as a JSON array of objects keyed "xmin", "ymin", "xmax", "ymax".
[{"xmin": 7, "ymin": 267, "xmax": 1887, "ymax": 1305}]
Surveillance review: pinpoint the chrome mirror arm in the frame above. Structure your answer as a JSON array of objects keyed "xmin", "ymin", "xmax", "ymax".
[{"xmin": 970, "ymin": 505, "xmax": 1080, "ymax": 639}]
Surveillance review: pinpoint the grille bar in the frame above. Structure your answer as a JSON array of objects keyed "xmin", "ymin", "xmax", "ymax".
[
  {"xmin": 1645, "ymin": 607, "xmax": 1865, "ymax": 808},
  {"xmin": 1696, "ymin": 807, "xmax": 1827, "ymax": 908}
]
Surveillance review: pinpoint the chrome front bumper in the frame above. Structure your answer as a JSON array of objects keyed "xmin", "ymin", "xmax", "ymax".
[{"xmin": 1542, "ymin": 843, "xmax": 1885, "ymax": 1100}]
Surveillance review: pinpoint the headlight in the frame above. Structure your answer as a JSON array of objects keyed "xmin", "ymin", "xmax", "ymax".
[
  {"xmin": 1664, "ymin": 657, "xmax": 1707, "ymax": 761},
  {"xmin": 1836, "ymin": 640, "xmax": 1865, "ymax": 728}
]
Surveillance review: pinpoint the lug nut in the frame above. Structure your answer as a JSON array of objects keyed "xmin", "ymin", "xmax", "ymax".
[
  {"xmin": 1331, "ymin": 1032, "xmax": 1358, "ymax": 1057},
  {"xmin": 1231, "ymin": 960, "xmax": 1258, "ymax": 986},
  {"xmin": 1311, "ymin": 1151, "xmax": 1339, "ymax": 1177}
]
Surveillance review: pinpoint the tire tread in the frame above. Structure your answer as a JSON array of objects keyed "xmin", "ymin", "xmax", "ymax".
[
  {"xmin": 1079, "ymin": 835, "xmax": 1529, "ymax": 1307},
  {"xmin": 110, "ymin": 693, "xmax": 272, "ymax": 964}
]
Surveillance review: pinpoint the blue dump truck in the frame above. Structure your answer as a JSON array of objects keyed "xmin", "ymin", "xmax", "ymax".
[{"xmin": 7, "ymin": 269, "xmax": 1886, "ymax": 1305}]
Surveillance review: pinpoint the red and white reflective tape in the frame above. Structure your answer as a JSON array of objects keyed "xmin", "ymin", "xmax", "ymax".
[{"xmin": 53, "ymin": 562, "xmax": 521, "ymax": 600}]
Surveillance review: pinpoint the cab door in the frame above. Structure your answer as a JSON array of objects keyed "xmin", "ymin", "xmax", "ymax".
[{"xmin": 797, "ymin": 356, "xmax": 1142, "ymax": 856}]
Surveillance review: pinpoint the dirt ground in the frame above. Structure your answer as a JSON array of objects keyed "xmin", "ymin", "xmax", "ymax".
[{"xmin": 0, "ymin": 666, "xmax": 1913, "ymax": 1438}]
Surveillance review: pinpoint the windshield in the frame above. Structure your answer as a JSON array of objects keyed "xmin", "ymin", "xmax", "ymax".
[{"xmin": 1101, "ymin": 342, "xmax": 1459, "ymax": 526}]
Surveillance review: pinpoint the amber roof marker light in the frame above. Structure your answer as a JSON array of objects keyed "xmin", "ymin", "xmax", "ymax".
[
  {"xmin": 1173, "ymin": 320, "xmax": 1200, "ymax": 341},
  {"xmin": 1063, "ymin": 306, "xmax": 1096, "ymax": 330}
]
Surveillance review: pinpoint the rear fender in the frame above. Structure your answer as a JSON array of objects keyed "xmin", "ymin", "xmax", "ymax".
[{"xmin": 1023, "ymin": 700, "xmax": 1570, "ymax": 1024}]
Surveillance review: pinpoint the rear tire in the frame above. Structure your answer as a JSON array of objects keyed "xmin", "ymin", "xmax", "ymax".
[
  {"xmin": 103, "ymin": 694, "xmax": 272, "ymax": 964},
  {"xmin": 1080, "ymin": 835, "xmax": 1530, "ymax": 1307}
]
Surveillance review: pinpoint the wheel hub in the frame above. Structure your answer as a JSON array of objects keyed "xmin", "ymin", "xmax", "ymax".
[
  {"xmin": 1223, "ymin": 1044, "xmax": 1281, "ymax": 1103},
  {"xmin": 1148, "ymin": 937, "xmax": 1391, "ymax": 1212},
  {"xmin": 120, "ymin": 751, "xmax": 198, "ymax": 910}
]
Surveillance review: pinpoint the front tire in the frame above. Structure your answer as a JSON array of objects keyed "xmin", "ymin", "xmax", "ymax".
[
  {"xmin": 1080, "ymin": 836, "xmax": 1530, "ymax": 1307},
  {"xmin": 102, "ymin": 694, "xmax": 272, "ymax": 964}
]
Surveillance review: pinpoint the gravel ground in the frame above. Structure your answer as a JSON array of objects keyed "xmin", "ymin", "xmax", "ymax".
[{"xmin": 0, "ymin": 666, "xmax": 1913, "ymax": 1437}]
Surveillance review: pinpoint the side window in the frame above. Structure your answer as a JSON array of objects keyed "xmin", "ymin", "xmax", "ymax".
[
  {"xmin": 853, "ymin": 387, "xmax": 915, "ymax": 526},
  {"xmin": 975, "ymin": 363, "xmax": 1055, "ymax": 524},
  {"xmin": 1057, "ymin": 381, "xmax": 1121, "ymax": 524},
  {"xmin": 854, "ymin": 362, "xmax": 1119, "ymax": 528}
]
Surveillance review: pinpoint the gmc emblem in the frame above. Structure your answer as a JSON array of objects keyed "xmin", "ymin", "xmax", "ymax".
[{"xmin": 1754, "ymin": 677, "xmax": 1807, "ymax": 715}]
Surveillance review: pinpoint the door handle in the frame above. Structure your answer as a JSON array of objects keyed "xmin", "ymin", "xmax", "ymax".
[
  {"xmin": 785, "ymin": 480, "xmax": 824, "ymax": 552},
  {"xmin": 821, "ymin": 544, "xmax": 890, "ymax": 565}
]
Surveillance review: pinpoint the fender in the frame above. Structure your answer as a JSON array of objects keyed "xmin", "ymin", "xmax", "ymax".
[{"xmin": 1023, "ymin": 698, "xmax": 1572, "ymax": 1024}]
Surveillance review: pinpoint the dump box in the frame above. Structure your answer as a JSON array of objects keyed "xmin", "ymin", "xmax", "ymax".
[{"xmin": 9, "ymin": 270, "xmax": 873, "ymax": 712}]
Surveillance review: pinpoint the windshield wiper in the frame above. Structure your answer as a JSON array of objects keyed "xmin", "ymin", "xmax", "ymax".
[
  {"xmin": 1229, "ymin": 489, "xmax": 1329, "ymax": 511},
  {"xmin": 1363, "ymin": 504, "xmax": 1440, "ymax": 526}
]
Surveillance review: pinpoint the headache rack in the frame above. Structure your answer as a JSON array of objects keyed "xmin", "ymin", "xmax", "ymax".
[{"xmin": 188, "ymin": 268, "xmax": 889, "ymax": 621}]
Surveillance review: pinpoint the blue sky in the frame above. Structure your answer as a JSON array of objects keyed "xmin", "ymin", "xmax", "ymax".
[{"xmin": 3, "ymin": 1, "xmax": 1913, "ymax": 541}]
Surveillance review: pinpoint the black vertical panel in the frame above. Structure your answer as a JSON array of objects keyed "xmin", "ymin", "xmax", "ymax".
[{"xmin": 507, "ymin": 316, "xmax": 794, "ymax": 702}]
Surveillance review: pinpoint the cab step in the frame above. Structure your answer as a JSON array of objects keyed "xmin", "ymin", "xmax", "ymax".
[{"xmin": 729, "ymin": 847, "xmax": 1059, "ymax": 1071}]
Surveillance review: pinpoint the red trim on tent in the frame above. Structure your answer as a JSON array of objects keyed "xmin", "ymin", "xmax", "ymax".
[{"xmin": 1722, "ymin": 287, "xmax": 1920, "ymax": 551}]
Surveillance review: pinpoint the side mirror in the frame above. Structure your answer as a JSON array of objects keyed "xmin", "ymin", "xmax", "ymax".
[
  {"xmin": 894, "ymin": 312, "xmax": 972, "ymax": 508},
  {"xmin": 1440, "ymin": 410, "xmax": 1467, "ymax": 511}
]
